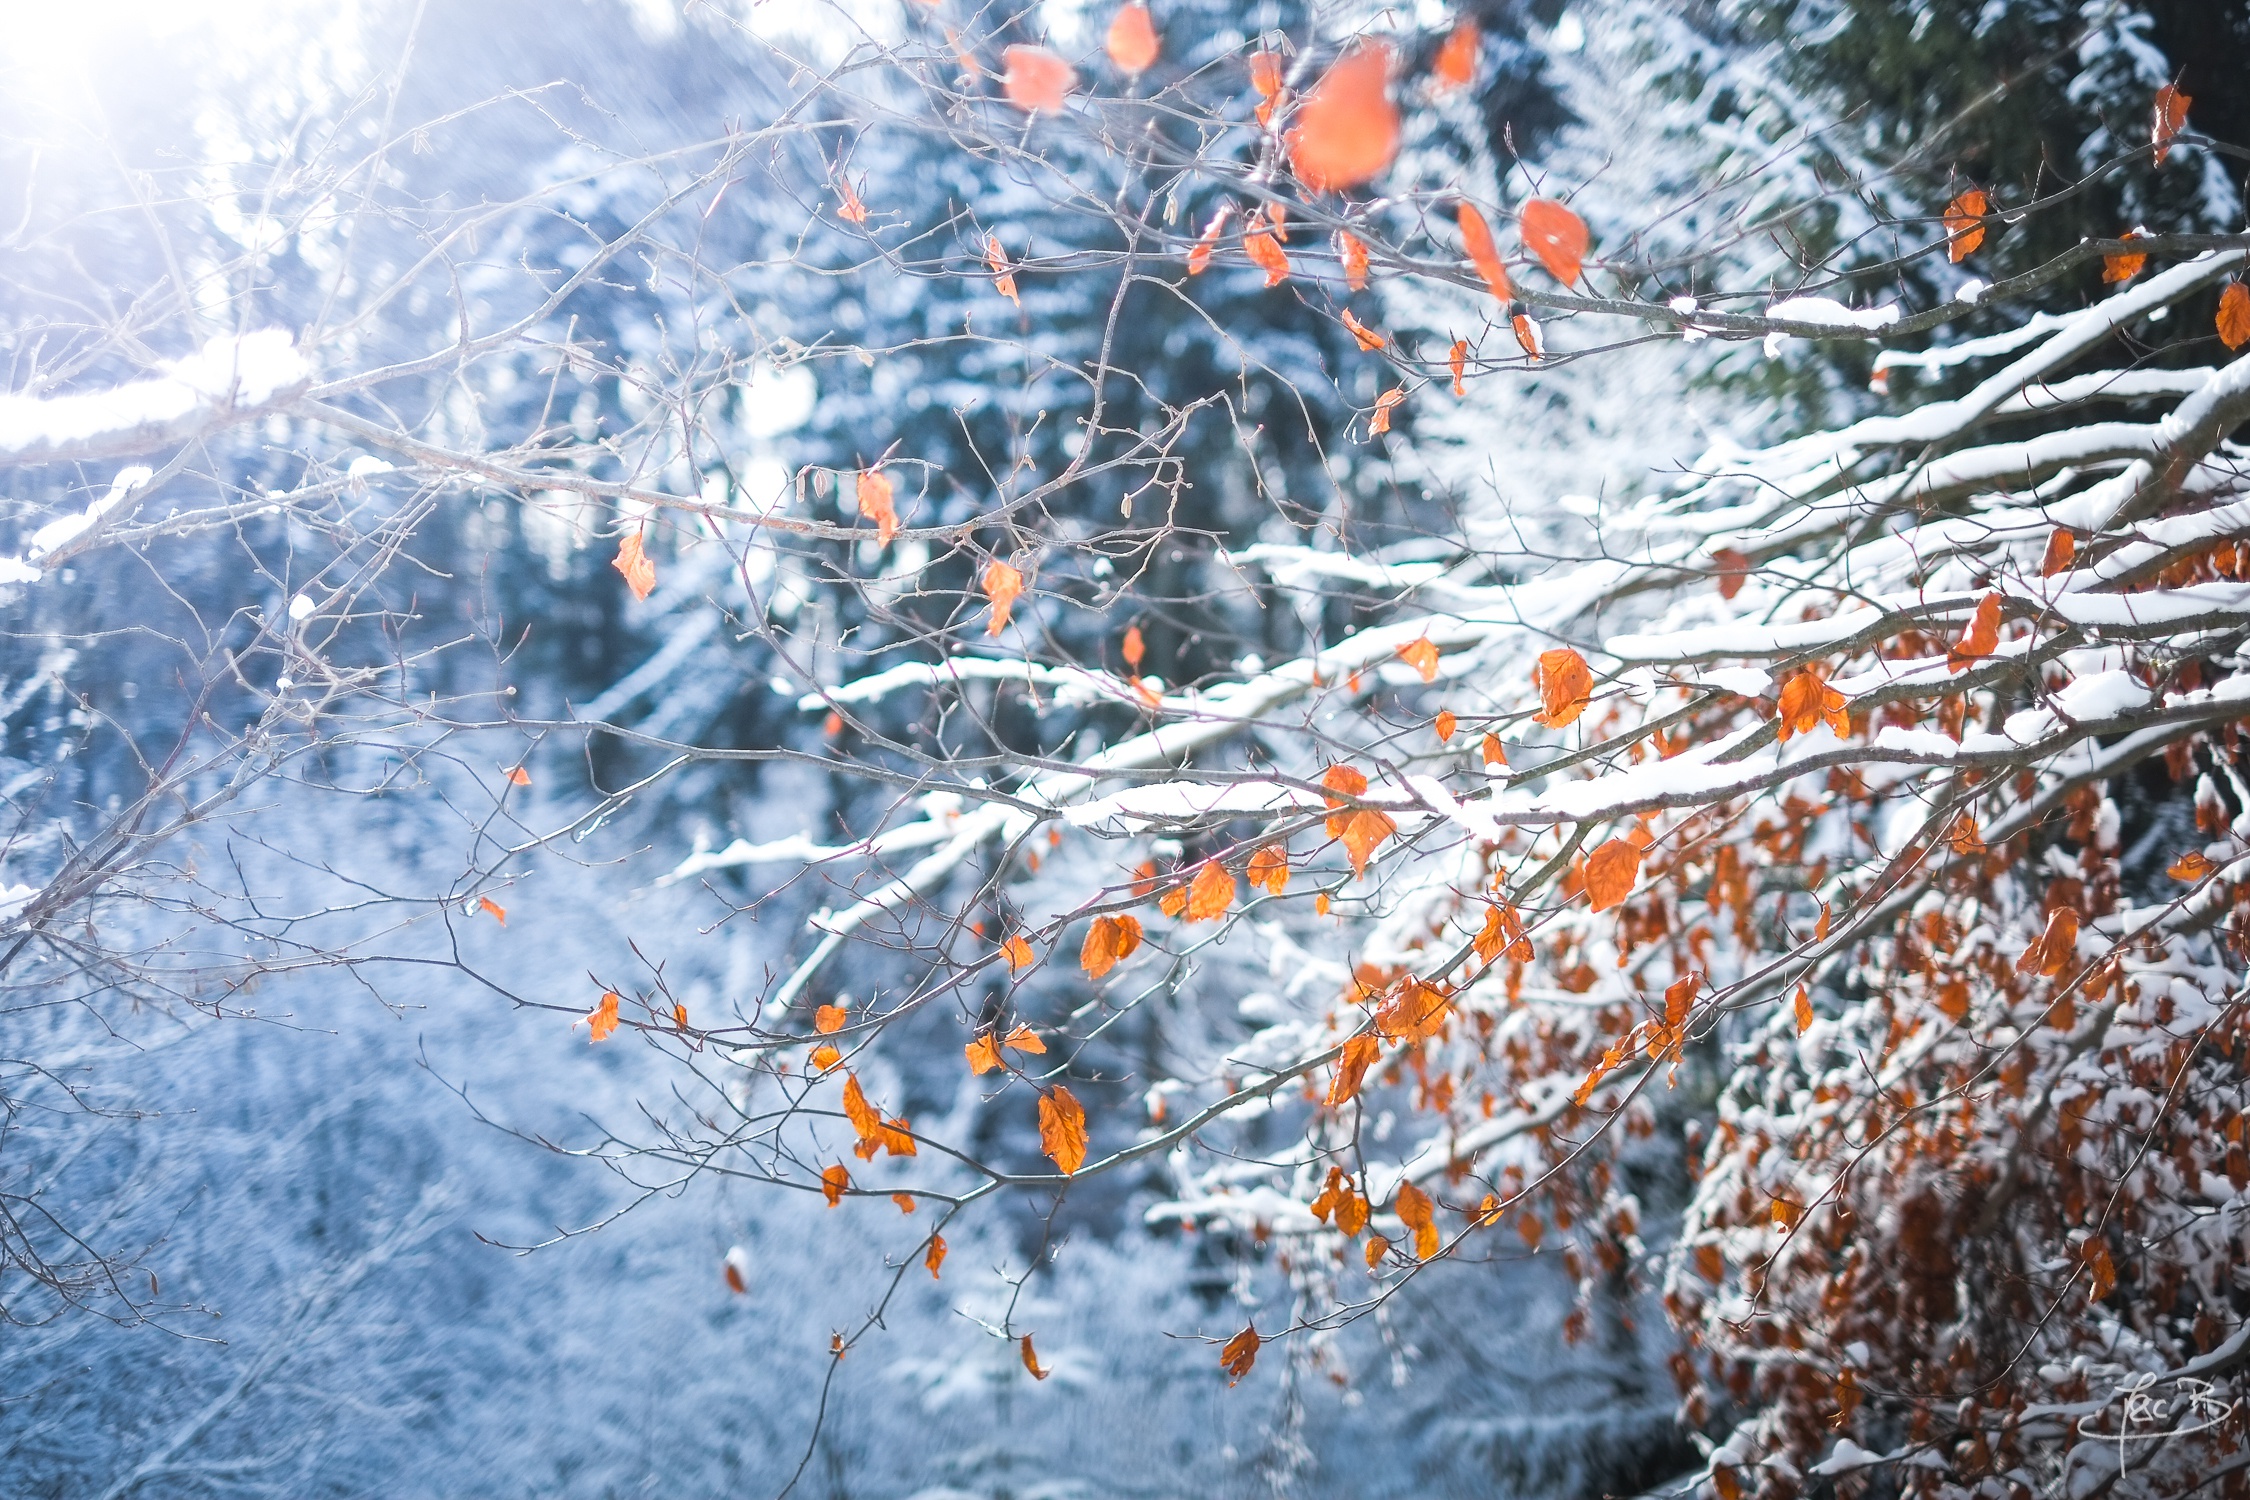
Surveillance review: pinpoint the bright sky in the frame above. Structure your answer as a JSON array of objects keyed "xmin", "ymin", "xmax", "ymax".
[{"xmin": 5, "ymin": 0, "xmax": 315, "ymax": 99}]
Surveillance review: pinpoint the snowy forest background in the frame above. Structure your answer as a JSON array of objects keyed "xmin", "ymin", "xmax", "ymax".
[{"xmin": 3, "ymin": 1, "xmax": 2246, "ymax": 1495}]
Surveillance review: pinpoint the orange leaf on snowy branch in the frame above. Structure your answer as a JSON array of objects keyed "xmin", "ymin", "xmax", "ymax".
[
  {"xmin": 1341, "ymin": 808, "xmax": 1396, "ymax": 877},
  {"xmin": 2040, "ymin": 528, "xmax": 2077, "ymax": 578},
  {"xmin": 1105, "ymin": 3, "xmax": 1158, "ymax": 73},
  {"xmin": 1793, "ymin": 986, "xmax": 1815, "ymax": 1034},
  {"xmin": 585, "ymin": 990, "xmax": 620, "ymax": 1042},
  {"xmin": 810, "ymin": 1044, "xmax": 841, "ymax": 1072},
  {"xmin": 1186, "ymin": 207, "xmax": 1229, "ymax": 275},
  {"xmin": 1950, "ymin": 816, "xmax": 1986, "ymax": 856},
  {"xmin": 1456, "ymin": 201, "xmax": 1512, "ymax": 303},
  {"xmin": 1243, "ymin": 229, "xmax": 1290, "ymax": 287},
  {"xmin": 1341, "ymin": 309, "xmax": 1386, "ymax": 350},
  {"xmin": 1020, "ymin": 1333, "xmax": 1050, "ymax": 1379},
  {"xmin": 1328, "ymin": 1033, "xmax": 1379, "ymax": 1106},
  {"xmin": 1249, "ymin": 50, "xmax": 1283, "ymax": 102},
  {"xmin": 1375, "ymin": 979, "xmax": 1449, "ymax": 1042},
  {"xmin": 1079, "ymin": 913, "xmax": 1143, "ymax": 978},
  {"xmin": 1039, "ymin": 1085, "xmax": 1088, "ymax": 1174},
  {"xmin": 1002, "ymin": 1023, "xmax": 1045, "ymax": 1054},
  {"xmin": 1947, "ymin": 592, "xmax": 2003, "ymax": 671},
  {"xmin": 815, "ymin": 1003, "xmax": 847, "ymax": 1034},
  {"xmin": 1001, "ymin": 45, "xmax": 1074, "ymax": 112},
  {"xmin": 1246, "ymin": 844, "xmax": 1289, "ymax": 894},
  {"xmin": 1184, "ymin": 860, "xmax": 1235, "ymax": 921},
  {"xmin": 834, "ymin": 174, "xmax": 868, "ymax": 225},
  {"xmin": 1220, "ymin": 1324, "xmax": 1261, "ymax": 1383},
  {"xmin": 1481, "ymin": 733, "xmax": 1506, "ymax": 767},
  {"xmin": 1775, "ymin": 666, "xmax": 1849, "ymax": 741},
  {"xmin": 1370, "ymin": 387, "xmax": 1405, "ymax": 434},
  {"xmin": 985, "ymin": 233, "xmax": 1020, "ymax": 307},
  {"xmin": 2154, "ymin": 83, "xmax": 2190, "ymax": 166},
  {"xmin": 856, "ymin": 469, "xmax": 898, "ymax": 544},
  {"xmin": 981, "ymin": 559, "xmax": 1024, "ymax": 634},
  {"xmin": 503, "ymin": 765, "xmax": 531, "ymax": 787},
  {"xmin": 1512, "ymin": 313, "xmax": 1543, "ymax": 361},
  {"xmin": 2170, "ymin": 851, "xmax": 2218, "ymax": 880},
  {"xmin": 842, "ymin": 1073, "xmax": 882, "ymax": 1143},
  {"xmin": 1517, "ymin": 198, "xmax": 1588, "ymax": 286},
  {"xmin": 1449, "ymin": 338, "xmax": 1467, "ymax": 396},
  {"xmin": 1394, "ymin": 1181, "xmax": 1439, "ymax": 1259},
  {"xmin": 1002, "ymin": 935, "xmax": 1037, "ymax": 970},
  {"xmin": 1121, "ymin": 624, "xmax": 1146, "ymax": 673},
  {"xmin": 1286, "ymin": 42, "xmax": 1398, "ymax": 192},
  {"xmin": 1942, "ymin": 188, "xmax": 1988, "ymax": 262},
  {"xmin": 924, "ymin": 1235, "xmax": 947, "ymax": 1279},
  {"xmin": 2103, "ymin": 230, "xmax": 2146, "ymax": 284},
  {"xmin": 1433, "ymin": 710, "xmax": 1456, "ymax": 742},
  {"xmin": 2221, "ymin": 283, "xmax": 2250, "ymax": 350},
  {"xmin": 1432, "ymin": 20, "xmax": 1478, "ymax": 90},
  {"xmin": 1397, "ymin": 636, "xmax": 1440, "ymax": 681},
  {"xmin": 1337, "ymin": 230, "xmax": 1369, "ymax": 291},
  {"xmin": 1533, "ymin": 647, "xmax": 1593, "ymax": 727},
  {"xmin": 612, "ymin": 531, "xmax": 656, "ymax": 600},
  {"xmin": 821, "ymin": 1163, "xmax": 849, "ymax": 1206},
  {"xmin": 477, "ymin": 896, "xmax": 507, "ymax": 925},
  {"xmin": 1711, "ymin": 547, "xmax": 1750, "ymax": 599},
  {"xmin": 2015, "ymin": 906, "xmax": 2081, "ymax": 977},
  {"xmin": 1582, "ymin": 839, "xmax": 1643, "ymax": 912},
  {"xmin": 964, "ymin": 1032, "xmax": 1002, "ymax": 1075}
]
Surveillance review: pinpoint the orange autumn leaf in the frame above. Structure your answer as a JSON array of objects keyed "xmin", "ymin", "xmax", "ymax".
[
  {"xmin": 925, "ymin": 1234, "xmax": 947, "ymax": 1278},
  {"xmin": 1369, "ymin": 387, "xmax": 1405, "ymax": 435},
  {"xmin": 815, "ymin": 1003, "xmax": 848, "ymax": 1034},
  {"xmin": 1337, "ymin": 230, "xmax": 1369, "ymax": 291},
  {"xmin": 1394, "ymin": 1180, "xmax": 1439, "ymax": 1259},
  {"xmin": 1433, "ymin": 710, "xmax": 1456, "ymax": 742},
  {"xmin": 1322, "ymin": 763, "xmax": 1368, "ymax": 833},
  {"xmin": 841, "ymin": 1073, "xmax": 882, "ymax": 1143},
  {"xmin": 1457, "ymin": 201, "xmax": 1512, "ymax": 302},
  {"xmin": 1186, "ymin": 206, "xmax": 1229, "ymax": 275},
  {"xmin": 1534, "ymin": 646, "xmax": 1594, "ymax": 727},
  {"xmin": 1121, "ymin": 624, "xmax": 1146, "ymax": 674},
  {"xmin": 1711, "ymin": 546, "xmax": 1750, "ymax": 599},
  {"xmin": 2220, "ymin": 283, "xmax": 2250, "ymax": 351},
  {"xmin": 1286, "ymin": 41, "xmax": 1398, "ymax": 192},
  {"xmin": 1397, "ymin": 636, "xmax": 1440, "ymax": 681},
  {"xmin": 2103, "ymin": 230, "xmax": 2146, "ymax": 284},
  {"xmin": 1341, "ymin": 308, "xmax": 1387, "ymax": 351},
  {"xmin": 856, "ymin": 469, "xmax": 898, "ymax": 544},
  {"xmin": 835, "ymin": 174, "xmax": 869, "ymax": 225},
  {"xmin": 810, "ymin": 1043, "xmax": 842, "ymax": 1072},
  {"xmin": 1158, "ymin": 886, "xmax": 1187, "ymax": 917},
  {"xmin": 1079, "ymin": 913, "xmax": 1143, "ymax": 978},
  {"xmin": 1243, "ymin": 228, "xmax": 1291, "ymax": 287},
  {"xmin": 893, "ymin": 1192, "xmax": 917, "ymax": 1213},
  {"xmin": 1264, "ymin": 200, "xmax": 1289, "ymax": 242},
  {"xmin": 1794, "ymin": 985, "xmax": 1814, "ymax": 1035},
  {"xmin": 821, "ymin": 1163, "xmax": 850, "ymax": 1207},
  {"xmin": 2169, "ymin": 851, "xmax": 2218, "ymax": 881},
  {"xmin": 1247, "ymin": 844, "xmax": 1289, "ymax": 894},
  {"xmin": 477, "ymin": 896, "xmax": 507, "ymax": 926},
  {"xmin": 1249, "ymin": 49, "xmax": 1284, "ymax": 101},
  {"xmin": 1184, "ymin": 860, "xmax": 1236, "ymax": 921},
  {"xmin": 1775, "ymin": 665, "xmax": 1849, "ymax": 742},
  {"xmin": 1364, "ymin": 1234, "xmax": 1390, "ymax": 1267},
  {"xmin": 1328, "ymin": 1032, "xmax": 1380, "ymax": 1105},
  {"xmin": 503, "ymin": 765, "xmax": 531, "ymax": 787},
  {"xmin": 981, "ymin": 558, "xmax": 1024, "ymax": 635},
  {"xmin": 1518, "ymin": 198, "xmax": 1588, "ymax": 286},
  {"xmin": 1002, "ymin": 934, "xmax": 1037, "ymax": 970},
  {"xmin": 724, "ymin": 1247, "xmax": 749, "ymax": 1293},
  {"xmin": 585, "ymin": 990, "xmax": 620, "ymax": 1042},
  {"xmin": 2016, "ymin": 905, "xmax": 2081, "ymax": 978},
  {"xmin": 672, "ymin": 1002, "xmax": 688, "ymax": 1030},
  {"xmin": 1947, "ymin": 591, "xmax": 2003, "ymax": 671},
  {"xmin": 984, "ymin": 233, "xmax": 1020, "ymax": 307},
  {"xmin": 1449, "ymin": 337, "xmax": 1467, "ymax": 396},
  {"xmin": 1582, "ymin": 838, "xmax": 1643, "ymax": 912},
  {"xmin": 1375, "ymin": 979, "xmax": 1449, "ymax": 1042},
  {"xmin": 1950, "ymin": 815, "xmax": 1985, "ymax": 856},
  {"xmin": 1943, "ymin": 188, "xmax": 1988, "ymax": 262},
  {"xmin": 1511, "ymin": 312, "xmax": 1543, "ymax": 361},
  {"xmin": 964, "ymin": 1032, "xmax": 1003, "ymax": 1075},
  {"xmin": 1001, "ymin": 45, "xmax": 1075, "ymax": 112},
  {"xmin": 1020, "ymin": 1333, "xmax": 1050, "ymax": 1380},
  {"xmin": 1432, "ymin": 19, "xmax": 1478, "ymax": 91},
  {"xmin": 1105, "ymin": 3, "xmax": 1159, "ymax": 74},
  {"xmin": 1341, "ymin": 808, "xmax": 1396, "ymax": 877},
  {"xmin": 1219, "ymin": 1323, "xmax": 1261, "ymax": 1383},
  {"xmin": 2154, "ymin": 82, "xmax": 2190, "ymax": 166},
  {"xmin": 612, "ymin": 531, "xmax": 656, "ymax": 601},
  {"xmin": 2040, "ymin": 527, "xmax": 2077, "ymax": 578},
  {"xmin": 1039, "ymin": 1084, "xmax": 1089, "ymax": 1174},
  {"xmin": 1002, "ymin": 1022, "xmax": 1045, "ymax": 1054}
]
